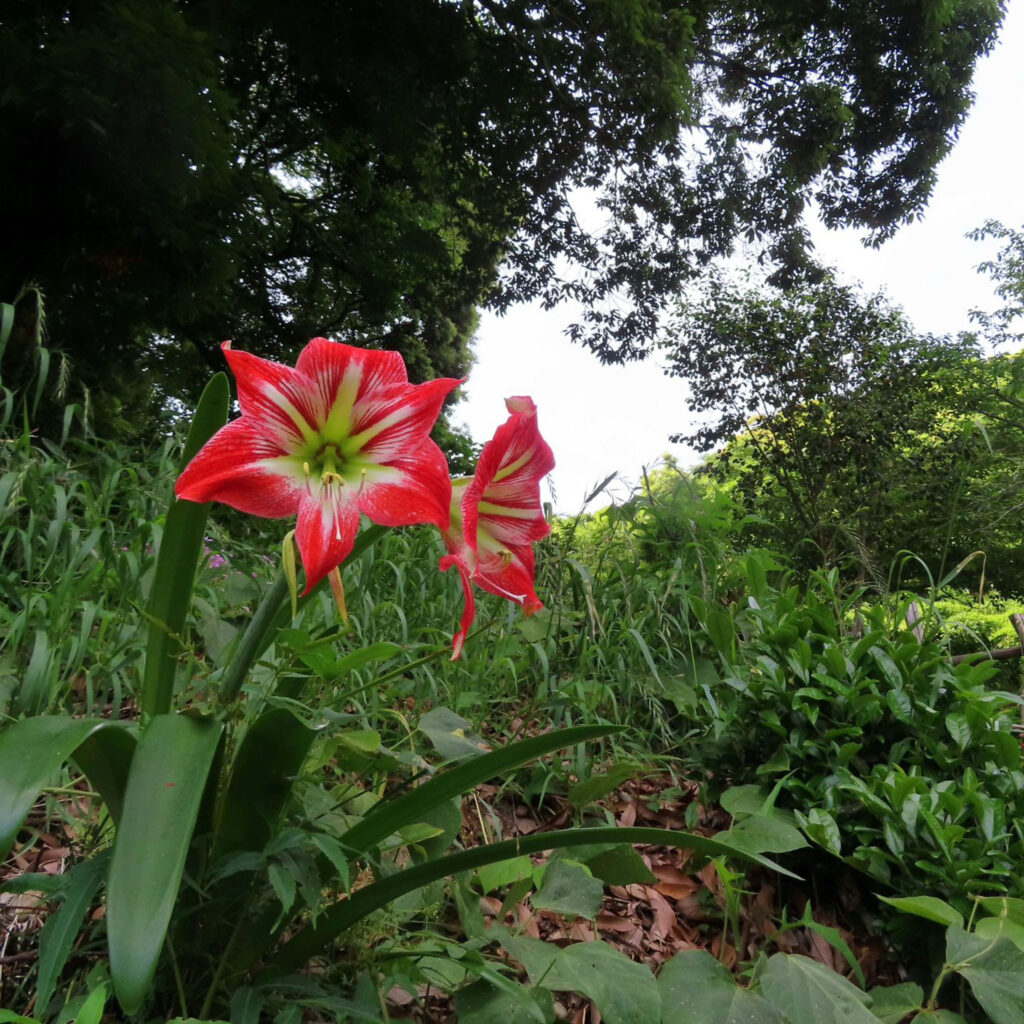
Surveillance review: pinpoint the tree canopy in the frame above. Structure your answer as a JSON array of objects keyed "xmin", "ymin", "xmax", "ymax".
[
  {"xmin": 663, "ymin": 272, "xmax": 1024, "ymax": 590},
  {"xmin": 0, "ymin": 0, "xmax": 1004, "ymax": 432}
]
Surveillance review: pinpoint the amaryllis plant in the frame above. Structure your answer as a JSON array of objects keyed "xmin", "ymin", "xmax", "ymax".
[
  {"xmin": 176, "ymin": 336, "xmax": 553, "ymax": 655},
  {"xmin": 0, "ymin": 335, "xmax": 773, "ymax": 1019}
]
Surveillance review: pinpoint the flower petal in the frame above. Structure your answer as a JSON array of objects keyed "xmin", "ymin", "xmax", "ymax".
[
  {"xmin": 295, "ymin": 487, "xmax": 361, "ymax": 594},
  {"xmin": 221, "ymin": 342, "xmax": 322, "ymax": 450},
  {"xmin": 440, "ymin": 553, "xmax": 477, "ymax": 660},
  {"xmin": 474, "ymin": 545, "xmax": 543, "ymax": 615},
  {"xmin": 175, "ymin": 419, "xmax": 302, "ymax": 518},
  {"xmin": 357, "ymin": 441, "xmax": 453, "ymax": 530},
  {"xmin": 463, "ymin": 396, "xmax": 554, "ymax": 562}
]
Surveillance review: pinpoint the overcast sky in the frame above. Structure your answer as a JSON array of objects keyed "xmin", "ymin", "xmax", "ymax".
[{"xmin": 454, "ymin": 0, "xmax": 1024, "ymax": 514}]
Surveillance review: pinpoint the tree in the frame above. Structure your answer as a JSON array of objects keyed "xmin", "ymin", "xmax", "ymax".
[
  {"xmin": 0, "ymin": 0, "xmax": 1004, "ymax": 433},
  {"xmin": 663, "ymin": 273, "xmax": 1024, "ymax": 590}
]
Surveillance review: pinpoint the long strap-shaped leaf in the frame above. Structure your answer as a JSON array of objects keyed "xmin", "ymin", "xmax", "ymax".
[
  {"xmin": 107, "ymin": 713, "xmax": 223, "ymax": 1014},
  {"xmin": 213, "ymin": 707, "xmax": 319, "ymax": 858},
  {"xmin": 224, "ymin": 725, "xmax": 624, "ymax": 976},
  {"xmin": 263, "ymin": 826, "xmax": 797, "ymax": 977},
  {"xmin": 0, "ymin": 717, "xmax": 134, "ymax": 860},
  {"xmin": 337, "ymin": 724, "xmax": 623, "ymax": 856},
  {"xmin": 142, "ymin": 373, "xmax": 229, "ymax": 717}
]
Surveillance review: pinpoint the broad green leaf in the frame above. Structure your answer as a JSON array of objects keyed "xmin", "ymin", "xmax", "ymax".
[
  {"xmin": 878, "ymin": 895, "xmax": 964, "ymax": 929},
  {"xmin": 910, "ymin": 1012, "xmax": 967, "ymax": 1023},
  {"xmin": 418, "ymin": 706, "xmax": 490, "ymax": 759},
  {"xmin": 533, "ymin": 859, "xmax": 604, "ymax": 919},
  {"xmin": 584, "ymin": 845, "xmax": 657, "ymax": 886},
  {"xmin": 537, "ymin": 940, "xmax": 661, "ymax": 1024},
  {"xmin": 108, "ymin": 714, "xmax": 223, "ymax": 1014},
  {"xmin": 866, "ymin": 982, "xmax": 924, "ymax": 1024},
  {"xmin": 70, "ymin": 724, "xmax": 137, "ymax": 825},
  {"xmin": 975, "ymin": 915, "xmax": 1024, "ymax": 953},
  {"xmin": 951, "ymin": 934, "xmax": 1024, "ymax": 1024},
  {"xmin": 977, "ymin": 897, "xmax": 1024, "ymax": 927},
  {"xmin": 659, "ymin": 949, "xmax": 784, "ymax": 1024},
  {"xmin": 795, "ymin": 807, "xmax": 841, "ymax": 856},
  {"xmin": 720, "ymin": 784, "xmax": 769, "ymax": 818},
  {"xmin": 454, "ymin": 979, "xmax": 551, "ymax": 1024},
  {"xmin": 213, "ymin": 708, "xmax": 319, "ymax": 858},
  {"xmin": 264, "ymin": 825, "xmax": 793, "ymax": 976},
  {"xmin": 0, "ymin": 1013, "xmax": 40, "ymax": 1023},
  {"xmin": 759, "ymin": 953, "xmax": 878, "ymax": 1024},
  {"xmin": 0, "ymin": 717, "xmax": 129, "ymax": 860},
  {"xmin": 36, "ymin": 855, "xmax": 107, "ymax": 1016},
  {"xmin": 568, "ymin": 763, "xmax": 641, "ymax": 807},
  {"xmin": 142, "ymin": 372, "xmax": 229, "ymax": 717},
  {"xmin": 73, "ymin": 983, "xmax": 108, "ymax": 1024},
  {"xmin": 478, "ymin": 855, "xmax": 534, "ymax": 894},
  {"xmin": 724, "ymin": 813, "xmax": 807, "ymax": 855}
]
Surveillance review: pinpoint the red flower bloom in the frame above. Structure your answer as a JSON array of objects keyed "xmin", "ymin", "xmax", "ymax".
[
  {"xmin": 176, "ymin": 338, "xmax": 462, "ymax": 592},
  {"xmin": 440, "ymin": 396, "xmax": 555, "ymax": 658}
]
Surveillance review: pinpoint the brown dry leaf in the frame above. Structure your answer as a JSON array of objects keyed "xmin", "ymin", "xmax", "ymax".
[
  {"xmin": 597, "ymin": 912, "xmax": 636, "ymax": 935},
  {"xmin": 652, "ymin": 865, "xmax": 697, "ymax": 900},
  {"xmin": 646, "ymin": 888, "xmax": 678, "ymax": 941}
]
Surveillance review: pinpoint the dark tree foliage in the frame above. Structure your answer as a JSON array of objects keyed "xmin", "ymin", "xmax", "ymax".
[
  {"xmin": 664, "ymin": 274, "xmax": 1024, "ymax": 589},
  {"xmin": 0, "ymin": 0, "xmax": 1004, "ymax": 434}
]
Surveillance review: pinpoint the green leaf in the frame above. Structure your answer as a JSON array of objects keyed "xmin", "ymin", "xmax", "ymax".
[
  {"xmin": 568, "ymin": 763, "xmax": 640, "ymax": 806},
  {"xmin": 73, "ymin": 983, "xmax": 109, "ymax": 1024},
  {"xmin": 142, "ymin": 373, "xmax": 229, "ymax": 717},
  {"xmin": 230, "ymin": 986, "xmax": 266, "ymax": 1024},
  {"xmin": 724, "ymin": 813, "xmax": 807, "ymax": 855},
  {"xmin": 584, "ymin": 845, "xmax": 657, "ymax": 886},
  {"xmin": 759, "ymin": 953, "xmax": 878, "ymax": 1024},
  {"xmin": 0, "ymin": 1014, "xmax": 40, "ymax": 1024},
  {"xmin": 418, "ymin": 706, "xmax": 490, "ymax": 760},
  {"xmin": 454, "ymin": 979, "xmax": 551, "ymax": 1024},
  {"xmin": 877, "ymin": 895, "xmax": 964, "ymax": 929},
  {"xmin": 951, "ymin": 933, "xmax": 1024, "ymax": 1024},
  {"xmin": 522, "ymin": 938, "xmax": 661, "ymax": 1024},
  {"xmin": 107, "ymin": 714, "xmax": 223, "ymax": 1014},
  {"xmin": 263, "ymin": 825, "xmax": 793, "ymax": 977},
  {"xmin": 794, "ymin": 807, "xmax": 841, "ymax": 856},
  {"xmin": 945, "ymin": 713, "xmax": 972, "ymax": 751},
  {"xmin": 975, "ymin": 916, "xmax": 1024, "ymax": 953},
  {"xmin": 864, "ymin": 983, "xmax": 924, "ymax": 1024},
  {"xmin": 70, "ymin": 724, "xmax": 137, "ymax": 826},
  {"xmin": 533, "ymin": 859, "xmax": 604, "ymax": 919},
  {"xmin": 477, "ymin": 855, "xmax": 534, "ymax": 894},
  {"xmin": 658, "ymin": 949, "xmax": 784, "ymax": 1024},
  {"xmin": 977, "ymin": 897, "xmax": 1024, "ymax": 928},
  {"xmin": 213, "ymin": 708, "xmax": 319, "ymax": 858},
  {"xmin": 36, "ymin": 855, "xmax": 107, "ymax": 1016},
  {"xmin": 336, "ymin": 725, "xmax": 622, "ymax": 858},
  {"xmin": 0, "ymin": 717, "xmax": 129, "ymax": 860}
]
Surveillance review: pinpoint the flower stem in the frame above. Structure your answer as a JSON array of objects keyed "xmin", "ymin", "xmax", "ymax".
[{"xmin": 218, "ymin": 572, "xmax": 291, "ymax": 704}]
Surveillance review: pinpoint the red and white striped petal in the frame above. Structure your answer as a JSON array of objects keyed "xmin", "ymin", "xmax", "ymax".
[
  {"xmin": 462, "ymin": 396, "xmax": 553, "ymax": 561},
  {"xmin": 439, "ymin": 553, "xmax": 477, "ymax": 661},
  {"xmin": 222, "ymin": 343, "xmax": 323, "ymax": 451},
  {"xmin": 357, "ymin": 441, "xmax": 453, "ymax": 530},
  {"xmin": 295, "ymin": 487, "xmax": 362, "ymax": 594},
  {"xmin": 353, "ymin": 376, "xmax": 464, "ymax": 464},
  {"xmin": 174, "ymin": 419, "xmax": 303, "ymax": 518}
]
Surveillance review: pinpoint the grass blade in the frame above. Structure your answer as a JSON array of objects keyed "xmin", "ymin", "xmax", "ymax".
[{"xmin": 141, "ymin": 373, "xmax": 229, "ymax": 717}]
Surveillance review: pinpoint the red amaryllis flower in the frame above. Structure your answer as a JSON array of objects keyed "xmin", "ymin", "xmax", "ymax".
[
  {"xmin": 440, "ymin": 396, "xmax": 555, "ymax": 659},
  {"xmin": 176, "ymin": 338, "xmax": 462, "ymax": 592}
]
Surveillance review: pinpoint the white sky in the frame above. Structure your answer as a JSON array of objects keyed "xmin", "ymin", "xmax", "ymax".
[{"xmin": 454, "ymin": 0, "xmax": 1024, "ymax": 514}]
